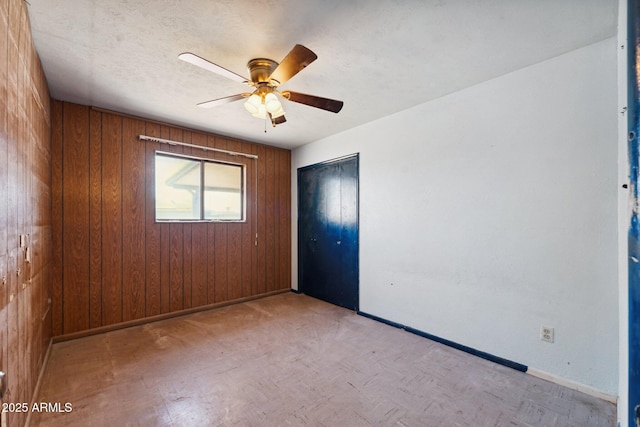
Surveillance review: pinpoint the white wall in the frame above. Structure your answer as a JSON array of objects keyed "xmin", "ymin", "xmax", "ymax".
[{"xmin": 292, "ymin": 37, "xmax": 619, "ymax": 394}]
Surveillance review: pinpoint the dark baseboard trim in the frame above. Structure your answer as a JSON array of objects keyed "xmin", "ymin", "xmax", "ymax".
[
  {"xmin": 357, "ymin": 311, "xmax": 404, "ymax": 329},
  {"xmin": 357, "ymin": 310, "xmax": 528, "ymax": 373},
  {"xmin": 290, "ymin": 288, "xmax": 302, "ymax": 294}
]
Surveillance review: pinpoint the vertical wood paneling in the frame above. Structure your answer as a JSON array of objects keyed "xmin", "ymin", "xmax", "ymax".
[
  {"xmin": 51, "ymin": 100, "xmax": 63, "ymax": 336},
  {"xmin": 89, "ymin": 109, "xmax": 102, "ymax": 328},
  {"xmin": 0, "ymin": 6, "xmax": 9, "ymax": 409},
  {"xmin": 226, "ymin": 225, "xmax": 242, "ymax": 301},
  {"xmin": 16, "ymin": 58, "xmax": 25, "ymax": 409},
  {"xmin": 256, "ymin": 144, "xmax": 266, "ymax": 295},
  {"xmin": 101, "ymin": 114, "xmax": 123, "ymax": 325},
  {"xmin": 0, "ymin": 4, "xmax": 6, "ymax": 417},
  {"xmin": 6, "ymin": 5, "xmax": 20, "ymax": 415},
  {"xmin": 250, "ymin": 143, "xmax": 259, "ymax": 297},
  {"xmin": 279, "ymin": 149, "xmax": 291, "ymax": 288},
  {"xmin": 6, "ymin": 253, "xmax": 18, "ymax": 425},
  {"xmin": 52, "ymin": 102, "xmax": 291, "ymax": 336},
  {"xmin": 265, "ymin": 148, "xmax": 276, "ymax": 292},
  {"xmin": 272, "ymin": 149, "xmax": 281, "ymax": 289},
  {"xmin": 6, "ymin": 11, "xmax": 19, "ymax": 418},
  {"xmin": 122, "ymin": 117, "xmax": 145, "ymax": 321},
  {"xmin": 2, "ymin": 2, "xmax": 53, "ymax": 425},
  {"xmin": 62, "ymin": 103, "xmax": 90, "ymax": 333},
  {"xmin": 144, "ymin": 123, "xmax": 161, "ymax": 316},
  {"xmin": 0, "ymin": 0, "xmax": 7, "ymax": 262},
  {"xmin": 16, "ymin": 32, "xmax": 27, "ymax": 408},
  {"xmin": 167, "ymin": 142, "xmax": 183, "ymax": 311}
]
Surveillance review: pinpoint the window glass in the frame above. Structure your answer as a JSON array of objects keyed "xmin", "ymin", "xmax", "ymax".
[
  {"xmin": 204, "ymin": 162, "xmax": 243, "ymax": 220},
  {"xmin": 155, "ymin": 152, "xmax": 244, "ymax": 221}
]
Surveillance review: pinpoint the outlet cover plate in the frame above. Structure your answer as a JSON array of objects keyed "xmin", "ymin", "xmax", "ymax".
[{"xmin": 541, "ymin": 326, "xmax": 554, "ymax": 343}]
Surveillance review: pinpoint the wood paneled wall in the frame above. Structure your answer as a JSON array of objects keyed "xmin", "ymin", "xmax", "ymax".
[
  {"xmin": 51, "ymin": 102, "xmax": 291, "ymax": 336},
  {"xmin": 0, "ymin": 1, "xmax": 53, "ymax": 426}
]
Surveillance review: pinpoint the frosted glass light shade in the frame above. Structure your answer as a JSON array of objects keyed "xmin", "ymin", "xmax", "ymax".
[
  {"xmin": 270, "ymin": 104, "xmax": 285, "ymax": 118},
  {"xmin": 265, "ymin": 93, "xmax": 281, "ymax": 113},
  {"xmin": 244, "ymin": 94, "xmax": 261, "ymax": 115},
  {"xmin": 252, "ymin": 103, "xmax": 267, "ymax": 119}
]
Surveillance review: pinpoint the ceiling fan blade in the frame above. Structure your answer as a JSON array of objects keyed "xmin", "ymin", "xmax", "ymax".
[
  {"xmin": 269, "ymin": 113, "xmax": 287, "ymax": 126},
  {"xmin": 197, "ymin": 93, "xmax": 249, "ymax": 108},
  {"xmin": 268, "ymin": 45, "xmax": 317, "ymax": 86},
  {"xmin": 179, "ymin": 52, "xmax": 248, "ymax": 84},
  {"xmin": 281, "ymin": 91, "xmax": 343, "ymax": 113}
]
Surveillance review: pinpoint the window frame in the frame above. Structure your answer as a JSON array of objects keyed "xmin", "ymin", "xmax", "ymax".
[{"xmin": 154, "ymin": 150, "xmax": 246, "ymax": 223}]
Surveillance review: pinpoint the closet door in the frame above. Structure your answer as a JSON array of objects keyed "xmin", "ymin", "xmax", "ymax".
[{"xmin": 298, "ymin": 155, "xmax": 359, "ymax": 310}]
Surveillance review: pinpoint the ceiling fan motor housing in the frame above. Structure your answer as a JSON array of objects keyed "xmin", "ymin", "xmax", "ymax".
[{"xmin": 247, "ymin": 58, "xmax": 279, "ymax": 85}]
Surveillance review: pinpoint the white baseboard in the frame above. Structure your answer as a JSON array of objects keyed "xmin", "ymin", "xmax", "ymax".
[{"xmin": 527, "ymin": 367, "xmax": 618, "ymax": 404}]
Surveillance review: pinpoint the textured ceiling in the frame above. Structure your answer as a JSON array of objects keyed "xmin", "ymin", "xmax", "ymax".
[{"xmin": 27, "ymin": 0, "xmax": 617, "ymax": 149}]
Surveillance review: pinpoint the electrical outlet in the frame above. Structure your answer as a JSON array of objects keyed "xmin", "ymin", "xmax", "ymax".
[{"xmin": 541, "ymin": 326, "xmax": 554, "ymax": 343}]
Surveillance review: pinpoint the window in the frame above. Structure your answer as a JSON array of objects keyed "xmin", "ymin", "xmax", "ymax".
[{"xmin": 155, "ymin": 151, "xmax": 244, "ymax": 221}]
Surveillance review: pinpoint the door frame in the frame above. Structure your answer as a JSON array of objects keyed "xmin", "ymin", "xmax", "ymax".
[
  {"xmin": 628, "ymin": 0, "xmax": 640, "ymax": 424},
  {"xmin": 297, "ymin": 154, "xmax": 359, "ymax": 310}
]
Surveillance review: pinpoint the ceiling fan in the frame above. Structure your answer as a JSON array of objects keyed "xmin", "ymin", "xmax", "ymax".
[{"xmin": 178, "ymin": 44, "xmax": 344, "ymax": 128}]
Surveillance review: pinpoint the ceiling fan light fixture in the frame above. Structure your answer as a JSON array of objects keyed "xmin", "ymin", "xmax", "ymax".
[
  {"xmin": 252, "ymin": 103, "xmax": 267, "ymax": 119},
  {"xmin": 244, "ymin": 94, "xmax": 261, "ymax": 115},
  {"xmin": 264, "ymin": 92, "xmax": 281, "ymax": 113},
  {"xmin": 270, "ymin": 104, "xmax": 285, "ymax": 119}
]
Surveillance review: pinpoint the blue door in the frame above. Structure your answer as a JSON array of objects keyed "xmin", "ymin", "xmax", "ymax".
[
  {"xmin": 628, "ymin": 1, "xmax": 640, "ymax": 424},
  {"xmin": 298, "ymin": 155, "xmax": 359, "ymax": 310}
]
